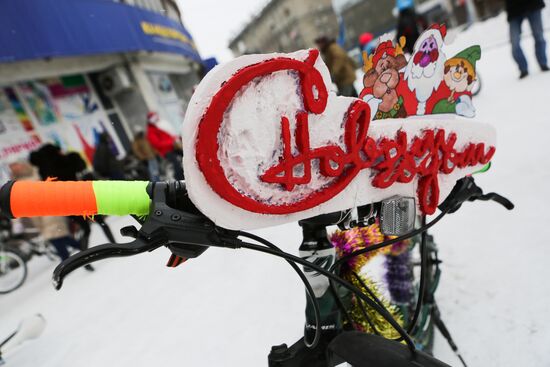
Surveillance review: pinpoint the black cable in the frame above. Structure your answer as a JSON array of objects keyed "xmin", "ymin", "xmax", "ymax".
[
  {"xmin": 237, "ymin": 231, "xmax": 322, "ymax": 348},
  {"xmin": 389, "ymin": 215, "xmax": 431, "ymax": 341},
  {"xmin": 330, "ymin": 269, "xmax": 356, "ymax": 329},
  {"xmin": 352, "ymin": 271, "xmax": 389, "ymax": 312},
  {"xmin": 333, "ymin": 211, "xmax": 447, "ymax": 269},
  {"xmin": 236, "ymin": 239, "xmax": 417, "ymax": 353},
  {"xmin": 327, "ymin": 211, "xmax": 447, "ymax": 343},
  {"xmin": 328, "ymin": 265, "xmax": 360, "ymax": 333},
  {"xmin": 407, "ymin": 215, "xmax": 428, "ymax": 335},
  {"xmin": 350, "ymin": 268, "xmax": 420, "ymax": 340},
  {"xmin": 351, "ymin": 271, "xmax": 382, "ymax": 336},
  {"xmin": 238, "ymin": 232, "xmax": 352, "ymax": 336}
]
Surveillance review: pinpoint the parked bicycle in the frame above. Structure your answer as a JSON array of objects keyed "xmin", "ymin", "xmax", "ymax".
[
  {"xmin": 0, "ymin": 216, "xmax": 27, "ymax": 294},
  {"xmin": 0, "ymin": 212, "xmax": 102, "ymax": 294}
]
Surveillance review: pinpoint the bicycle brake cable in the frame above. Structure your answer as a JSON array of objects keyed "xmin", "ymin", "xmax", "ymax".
[
  {"xmin": 235, "ymin": 237, "xmax": 418, "ymax": 353},
  {"xmin": 237, "ymin": 231, "xmax": 322, "ymax": 349}
]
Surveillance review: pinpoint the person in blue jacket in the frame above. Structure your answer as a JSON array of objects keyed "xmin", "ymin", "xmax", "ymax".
[{"xmin": 505, "ymin": 0, "xmax": 548, "ymax": 79}]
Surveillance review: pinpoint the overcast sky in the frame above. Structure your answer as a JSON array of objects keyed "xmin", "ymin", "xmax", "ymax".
[{"xmin": 176, "ymin": 0, "xmax": 269, "ymax": 62}]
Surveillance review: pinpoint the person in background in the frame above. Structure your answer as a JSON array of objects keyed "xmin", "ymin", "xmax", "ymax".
[
  {"xmin": 29, "ymin": 143, "xmax": 117, "ymax": 248},
  {"xmin": 395, "ymin": 0, "xmax": 425, "ymax": 54},
  {"xmin": 132, "ymin": 130, "xmax": 160, "ymax": 181},
  {"xmin": 93, "ymin": 132, "xmax": 124, "ymax": 180},
  {"xmin": 9, "ymin": 161, "xmax": 93, "ymax": 270},
  {"xmin": 314, "ymin": 36, "xmax": 358, "ymax": 97},
  {"xmin": 29, "ymin": 144, "xmax": 83, "ymax": 181},
  {"xmin": 146, "ymin": 111, "xmax": 184, "ymax": 180},
  {"xmin": 505, "ymin": 0, "xmax": 548, "ymax": 79}
]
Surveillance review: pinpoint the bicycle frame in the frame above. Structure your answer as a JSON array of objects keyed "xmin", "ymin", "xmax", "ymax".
[{"xmin": 267, "ymin": 217, "xmax": 442, "ymax": 366}]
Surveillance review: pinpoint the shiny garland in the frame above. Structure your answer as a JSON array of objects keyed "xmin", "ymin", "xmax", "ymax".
[
  {"xmin": 345, "ymin": 271, "xmax": 404, "ymax": 339},
  {"xmin": 330, "ymin": 221, "xmax": 412, "ymax": 338},
  {"xmin": 329, "ymin": 220, "xmax": 411, "ymax": 273},
  {"xmin": 385, "ymin": 250, "xmax": 415, "ymax": 304}
]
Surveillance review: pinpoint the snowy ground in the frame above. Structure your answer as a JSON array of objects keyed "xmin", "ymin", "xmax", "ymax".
[{"xmin": 2, "ymin": 12, "xmax": 550, "ymax": 367}]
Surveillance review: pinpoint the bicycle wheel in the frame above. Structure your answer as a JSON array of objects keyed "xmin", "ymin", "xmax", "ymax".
[
  {"xmin": 0, "ymin": 245, "xmax": 28, "ymax": 294},
  {"xmin": 384, "ymin": 232, "xmax": 439, "ymax": 354},
  {"xmin": 409, "ymin": 234, "xmax": 439, "ymax": 354}
]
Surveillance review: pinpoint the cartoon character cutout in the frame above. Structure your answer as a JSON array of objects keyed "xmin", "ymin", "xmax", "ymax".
[
  {"xmin": 359, "ymin": 37, "xmax": 408, "ymax": 120},
  {"xmin": 432, "ymin": 46, "xmax": 480, "ymax": 117},
  {"xmin": 401, "ymin": 24, "xmax": 448, "ymax": 116},
  {"xmin": 359, "ymin": 24, "xmax": 481, "ymax": 120}
]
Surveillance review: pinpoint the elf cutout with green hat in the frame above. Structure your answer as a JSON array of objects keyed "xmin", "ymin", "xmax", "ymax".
[{"xmin": 432, "ymin": 45, "xmax": 481, "ymax": 116}]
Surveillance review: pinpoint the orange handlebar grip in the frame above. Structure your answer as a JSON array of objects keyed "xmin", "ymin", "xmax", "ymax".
[{"xmin": 10, "ymin": 181, "xmax": 98, "ymax": 218}]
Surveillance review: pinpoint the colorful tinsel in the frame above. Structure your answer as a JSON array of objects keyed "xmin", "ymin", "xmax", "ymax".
[
  {"xmin": 385, "ymin": 250, "xmax": 415, "ymax": 304},
  {"xmin": 329, "ymin": 220, "xmax": 410, "ymax": 273},
  {"xmin": 346, "ymin": 271, "xmax": 404, "ymax": 339},
  {"xmin": 330, "ymin": 221, "xmax": 412, "ymax": 338}
]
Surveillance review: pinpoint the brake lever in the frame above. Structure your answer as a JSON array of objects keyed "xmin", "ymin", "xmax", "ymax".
[
  {"xmin": 52, "ymin": 181, "xmax": 241, "ymax": 290},
  {"xmin": 438, "ymin": 176, "xmax": 481, "ymax": 213},
  {"xmin": 52, "ymin": 237, "xmax": 163, "ymax": 290},
  {"xmin": 471, "ymin": 192, "xmax": 514, "ymax": 210},
  {"xmin": 439, "ymin": 176, "xmax": 515, "ymax": 213}
]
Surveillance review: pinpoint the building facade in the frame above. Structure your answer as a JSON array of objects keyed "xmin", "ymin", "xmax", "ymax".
[
  {"xmin": 340, "ymin": 0, "xmax": 505, "ymax": 50},
  {"xmin": 340, "ymin": 0, "xmax": 447, "ymax": 50},
  {"xmin": 228, "ymin": 0, "xmax": 339, "ymax": 57},
  {"xmin": 230, "ymin": 0, "xmax": 505, "ymax": 58},
  {"xmin": 0, "ymin": 0, "xmax": 202, "ymax": 178}
]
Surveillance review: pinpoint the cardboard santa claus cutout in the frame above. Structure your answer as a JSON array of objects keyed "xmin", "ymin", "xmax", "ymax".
[
  {"xmin": 182, "ymin": 27, "xmax": 491, "ymax": 230},
  {"xmin": 404, "ymin": 24, "xmax": 447, "ymax": 115}
]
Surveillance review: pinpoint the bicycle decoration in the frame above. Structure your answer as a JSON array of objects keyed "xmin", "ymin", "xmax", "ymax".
[
  {"xmin": 183, "ymin": 25, "xmax": 491, "ymax": 230},
  {"xmin": 325, "ymin": 27, "xmax": 483, "ymax": 337},
  {"xmin": 330, "ymin": 221, "xmax": 410, "ymax": 338},
  {"xmin": 360, "ymin": 24, "xmax": 481, "ymax": 119}
]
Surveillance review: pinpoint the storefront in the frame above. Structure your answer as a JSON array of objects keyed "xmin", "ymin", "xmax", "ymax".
[{"xmin": 0, "ymin": 0, "xmax": 202, "ymax": 180}]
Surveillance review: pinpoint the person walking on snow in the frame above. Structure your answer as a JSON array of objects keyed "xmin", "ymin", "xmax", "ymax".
[
  {"xmin": 146, "ymin": 111, "xmax": 184, "ymax": 180},
  {"xmin": 314, "ymin": 36, "xmax": 358, "ymax": 97},
  {"xmin": 505, "ymin": 0, "xmax": 548, "ymax": 79},
  {"xmin": 395, "ymin": 0, "xmax": 426, "ymax": 55},
  {"xmin": 132, "ymin": 130, "xmax": 160, "ymax": 181}
]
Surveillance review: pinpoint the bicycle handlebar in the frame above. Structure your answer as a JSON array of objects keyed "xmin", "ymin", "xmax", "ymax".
[
  {"xmin": 0, "ymin": 177, "xmax": 514, "ymax": 290},
  {"xmin": 0, "ymin": 175, "xmax": 514, "ymax": 222},
  {"xmin": 0, "ymin": 180, "xmax": 151, "ymax": 218}
]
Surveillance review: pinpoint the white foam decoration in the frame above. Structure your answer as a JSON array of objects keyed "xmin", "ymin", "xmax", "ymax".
[{"xmin": 183, "ymin": 50, "xmax": 496, "ymax": 230}]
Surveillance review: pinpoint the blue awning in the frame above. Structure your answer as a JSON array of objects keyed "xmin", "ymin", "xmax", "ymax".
[
  {"xmin": 202, "ymin": 57, "xmax": 219, "ymax": 73},
  {"xmin": 0, "ymin": 0, "xmax": 201, "ymax": 64}
]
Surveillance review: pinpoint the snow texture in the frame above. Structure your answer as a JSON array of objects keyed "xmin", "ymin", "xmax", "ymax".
[{"xmin": 1, "ymin": 12, "xmax": 550, "ymax": 367}]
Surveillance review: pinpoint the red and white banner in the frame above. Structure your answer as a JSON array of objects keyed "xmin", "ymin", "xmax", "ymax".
[{"xmin": 183, "ymin": 49, "xmax": 495, "ymax": 230}]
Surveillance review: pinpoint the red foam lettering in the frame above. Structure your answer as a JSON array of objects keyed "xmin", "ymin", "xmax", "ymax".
[{"xmin": 195, "ymin": 50, "xmax": 496, "ymax": 216}]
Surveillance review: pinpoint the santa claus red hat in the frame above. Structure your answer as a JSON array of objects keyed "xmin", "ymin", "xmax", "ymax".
[{"xmin": 429, "ymin": 24, "xmax": 447, "ymax": 39}]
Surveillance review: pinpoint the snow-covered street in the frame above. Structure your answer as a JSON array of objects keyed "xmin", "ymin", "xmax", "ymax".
[{"xmin": 1, "ymin": 12, "xmax": 550, "ymax": 367}]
